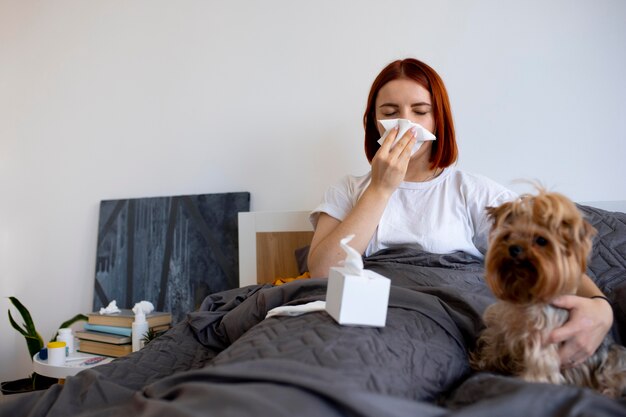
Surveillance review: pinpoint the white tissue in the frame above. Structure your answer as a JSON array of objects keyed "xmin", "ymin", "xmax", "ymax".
[
  {"xmin": 339, "ymin": 235, "xmax": 363, "ymax": 275},
  {"xmin": 377, "ymin": 118, "xmax": 436, "ymax": 155},
  {"xmin": 265, "ymin": 301, "xmax": 326, "ymax": 319},
  {"xmin": 132, "ymin": 301, "xmax": 155, "ymax": 316},
  {"xmin": 99, "ymin": 300, "xmax": 122, "ymax": 315}
]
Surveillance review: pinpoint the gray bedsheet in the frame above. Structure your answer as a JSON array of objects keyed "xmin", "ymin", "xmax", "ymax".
[{"xmin": 2, "ymin": 205, "xmax": 625, "ymax": 417}]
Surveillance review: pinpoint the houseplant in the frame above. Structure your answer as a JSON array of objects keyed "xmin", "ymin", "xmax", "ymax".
[{"xmin": 3, "ymin": 296, "xmax": 87, "ymax": 394}]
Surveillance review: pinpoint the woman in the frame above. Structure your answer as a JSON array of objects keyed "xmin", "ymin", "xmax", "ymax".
[{"xmin": 307, "ymin": 58, "xmax": 613, "ymax": 369}]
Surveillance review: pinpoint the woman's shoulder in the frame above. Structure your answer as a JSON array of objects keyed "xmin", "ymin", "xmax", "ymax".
[
  {"xmin": 446, "ymin": 167, "xmax": 507, "ymax": 189},
  {"xmin": 445, "ymin": 167, "xmax": 517, "ymax": 201},
  {"xmin": 446, "ymin": 167, "xmax": 495, "ymax": 184},
  {"xmin": 329, "ymin": 171, "xmax": 372, "ymax": 195}
]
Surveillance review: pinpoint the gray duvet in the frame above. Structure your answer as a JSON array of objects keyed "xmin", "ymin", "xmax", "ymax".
[{"xmin": 2, "ymin": 205, "xmax": 625, "ymax": 417}]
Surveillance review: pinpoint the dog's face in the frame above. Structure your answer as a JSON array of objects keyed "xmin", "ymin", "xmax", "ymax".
[{"xmin": 485, "ymin": 191, "xmax": 596, "ymax": 304}]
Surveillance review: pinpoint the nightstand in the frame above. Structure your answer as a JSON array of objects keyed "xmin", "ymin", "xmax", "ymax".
[{"xmin": 33, "ymin": 352, "xmax": 113, "ymax": 382}]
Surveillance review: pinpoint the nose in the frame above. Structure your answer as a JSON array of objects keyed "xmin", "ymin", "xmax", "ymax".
[
  {"xmin": 509, "ymin": 245, "xmax": 523, "ymax": 258},
  {"xmin": 398, "ymin": 109, "xmax": 413, "ymax": 121}
]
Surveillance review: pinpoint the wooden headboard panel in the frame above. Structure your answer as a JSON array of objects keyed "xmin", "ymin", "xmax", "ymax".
[{"xmin": 238, "ymin": 211, "xmax": 314, "ymax": 286}]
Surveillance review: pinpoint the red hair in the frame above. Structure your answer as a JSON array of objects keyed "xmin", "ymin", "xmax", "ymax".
[{"xmin": 363, "ymin": 58, "xmax": 458, "ymax": 168}]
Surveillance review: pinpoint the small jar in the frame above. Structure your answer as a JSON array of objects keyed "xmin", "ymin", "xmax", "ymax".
[
  {"xmin": 47, "ymin": 341, "xmax": 66, "ymax": 366},
  {"xmin": 57, "ymin": 328, "xmax": 74, "ymax": 355}
]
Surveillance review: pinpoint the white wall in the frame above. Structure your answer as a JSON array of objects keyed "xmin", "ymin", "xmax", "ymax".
[{"xmin": 1, "ymin": 0, "xmax": 625, "ymax": 382}]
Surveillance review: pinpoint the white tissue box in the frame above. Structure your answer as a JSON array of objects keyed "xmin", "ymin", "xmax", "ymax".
[{"xmin": 325, "ymin": 267, "xmax": 391, "ymax": 327}]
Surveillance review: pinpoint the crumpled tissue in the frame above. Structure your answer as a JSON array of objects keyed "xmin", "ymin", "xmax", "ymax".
[
  {"xmin": 325, "ymin": 235, "xmax": 390, "ymax": 327},
  {"xmin": 266, "ymin": 300, "xmax": 326, "ymax": 319},
  {"xmin": 339, "ymin": 234, "xmax": 363, "ymax": 274},
  {"xmin": 99, "ymin": 300, "xmax": 122, "ymax": 315},
  {"xmin": 377, "ymin": 118, "xmax": 436, "ymax": 155},
  {"xmin": 132, "ymin": 301, "xmax": 155, "ymax": 316}
]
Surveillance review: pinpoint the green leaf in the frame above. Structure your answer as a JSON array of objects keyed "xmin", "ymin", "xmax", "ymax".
[
  {"xmin": 7, "ymin": 297, "xmax": 44, "ymax": 360},
  {"xmin": 25, "ymin": 334, "xmax": 44, "ymax": 359},
  {"xmin": 8, "ymin": 297, "xmax": 37, "ymax": 334},
  {"xmin": 50, "ymin": 314, "xmax": 88, "ymax": 342},
  {"xmin": 7, "ymin": 296, "xmax": 87, "ymax": 361},
  {"xmin": 58, "ymin": 313, "xmax": 88, "ymax": 331},
  {"xmin": 8, "ymin": 310, "xmax": 29, "ymax": 337}
]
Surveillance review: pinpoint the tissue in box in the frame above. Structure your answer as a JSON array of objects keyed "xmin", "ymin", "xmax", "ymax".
[{"xmin": 325, "ymin": 267, "xmax": 391, "ymax": 327}]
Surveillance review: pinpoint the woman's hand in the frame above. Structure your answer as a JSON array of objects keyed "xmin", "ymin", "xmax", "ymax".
[
  {"xmin": 307, "ymin": 126, "xmax": 416, "ymax": 278},
  {"xmin": 308, "ymin": 125, "xmax": 417, "ymax": 278},
  {"xmin": 369, "ymin": 126, "xmax": 417, "ymax": 196},
  {"xmin": 547, "ymin": 295, "xmax": 613, "ymax": 368}
]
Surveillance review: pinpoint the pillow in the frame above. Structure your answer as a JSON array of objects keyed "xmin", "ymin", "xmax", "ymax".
[
  {"xmin": 295, "ymin": 245, "xmax": 310, "ymax": 275},
  {"xmin": 577, "ymin": 204, "xmax": 626, "ymax": 344}
]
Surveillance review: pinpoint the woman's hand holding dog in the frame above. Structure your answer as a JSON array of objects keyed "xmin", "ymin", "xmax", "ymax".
[{"xmin": 549, "ymin": 294, "xmax": 614, "ymax": 368}]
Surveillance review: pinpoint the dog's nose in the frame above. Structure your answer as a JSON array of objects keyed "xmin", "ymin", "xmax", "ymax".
[{"xmin": 509, "ymin": 245, "xmax": 523, "ymax": 258}]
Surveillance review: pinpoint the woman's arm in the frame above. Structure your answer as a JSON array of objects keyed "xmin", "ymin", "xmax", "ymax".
[
  {"xmin": 307, "ymin": 127, "xmax": 417, "ymax": 278},
  {"xmin": 308, "ymin": 189, "xmax": 389, "ymax": 278},
  {"xmin": 548, "ymin": 274, "xmax": 613, "ymax": 367}
]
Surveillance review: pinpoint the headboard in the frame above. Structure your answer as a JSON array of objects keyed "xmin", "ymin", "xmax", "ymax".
[
  {"xmin": 236, "ymin": 201, "xmax": 626, "ymax": 287},
  {"xmin": 238, "ymin": 211, "xmax": 314, "ymax": 286}
]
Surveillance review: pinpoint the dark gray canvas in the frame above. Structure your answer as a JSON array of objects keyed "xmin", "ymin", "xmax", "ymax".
[{"xmin": 93, "ymin": 192, "xmax": 250, "ymax": 323}]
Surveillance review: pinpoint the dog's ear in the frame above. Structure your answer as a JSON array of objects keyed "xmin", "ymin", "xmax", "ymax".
[
  {"xmin": 560, "ymin": 210, "xmax": 597, "ymax": 270},
  {"xmin": 486, "ymin": 202, "xmax": 513, "ymax": 230},
  {"xmin": 575, "ymin": 218, "xmax": 597, "ymax": 269},
  {"xmin": 579, "ymin": 218, "xmax": 597, "ymax": 245}
]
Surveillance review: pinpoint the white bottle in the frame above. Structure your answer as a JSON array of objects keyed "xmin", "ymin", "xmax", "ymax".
[
  {"xmin": 57, "ymin": 328, "xmax": 74, "ymax": 356},
  {"xmin": 132, "ymin": 310, "xmax": 149, "ymax": 352},
  {"xmin": 47, "ymin": 341, "xmax": 66, "ymax": 366}
]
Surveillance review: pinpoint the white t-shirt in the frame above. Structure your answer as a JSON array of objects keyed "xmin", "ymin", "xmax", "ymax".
[{"xmin": 310, "ymin": 167, "xmax": 517, "ymax": 258}]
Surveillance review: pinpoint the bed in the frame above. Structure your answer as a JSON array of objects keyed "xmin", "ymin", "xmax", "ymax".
[{"xmin": 2, "ymin": 205, "xmax": 625, "ymax": 416}]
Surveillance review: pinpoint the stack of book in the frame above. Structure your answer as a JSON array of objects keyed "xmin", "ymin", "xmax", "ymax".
[{"xmin": 76, "ymin": 309, "xmax": 172, "ymax": 357}]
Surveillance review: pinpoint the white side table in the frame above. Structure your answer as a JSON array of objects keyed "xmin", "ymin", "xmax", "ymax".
[{"xmin": 33, "ymin": 352, "xmax": 114, "ymax": 381}]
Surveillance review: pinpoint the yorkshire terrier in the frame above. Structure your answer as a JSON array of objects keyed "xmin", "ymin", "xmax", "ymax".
[{"xmin": 470, "ymin": 189, "xmax": 626, "ymax": 398}]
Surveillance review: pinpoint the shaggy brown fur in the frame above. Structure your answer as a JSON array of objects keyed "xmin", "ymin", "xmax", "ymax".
[{"xmin": 470, "ymin": 190, "xmax": 626, "ymax": 398}]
